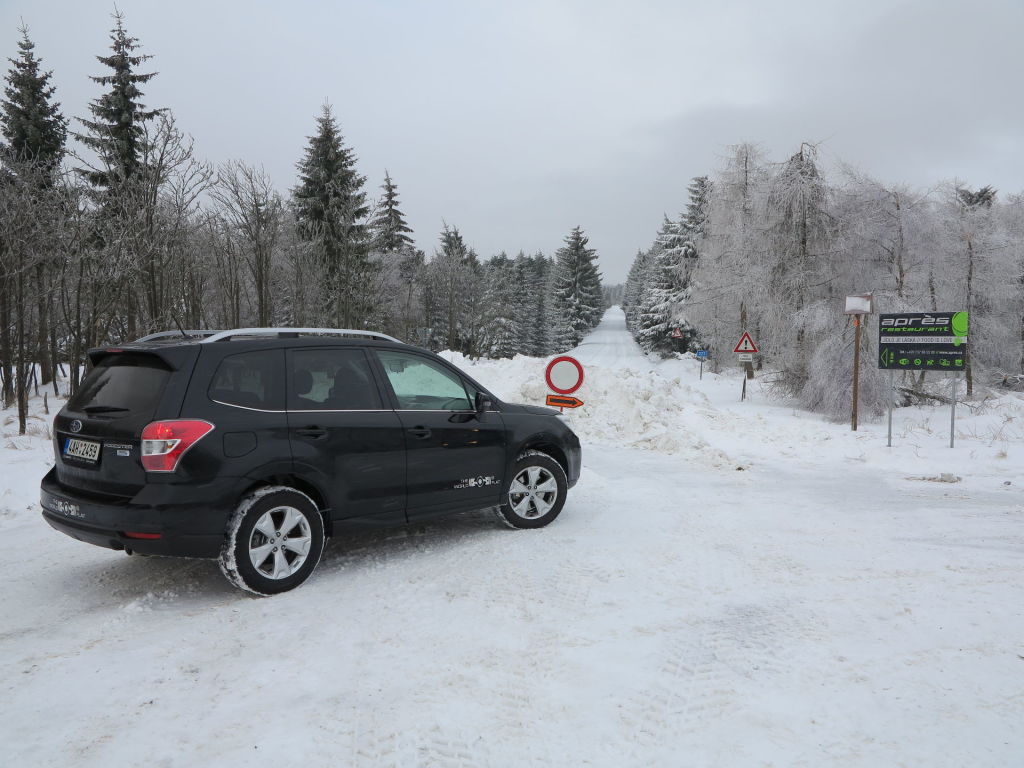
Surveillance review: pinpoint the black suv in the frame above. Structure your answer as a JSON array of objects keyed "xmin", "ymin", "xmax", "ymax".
[{"xmin": 40, "ymin": 328, "xmax": 581, "ymax": 595}]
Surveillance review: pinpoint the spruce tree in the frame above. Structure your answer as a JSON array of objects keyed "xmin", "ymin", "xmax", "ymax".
[
  {"xmin": 550, "ymin": 226, "xmax": 603, "ymax": 351},
  {"xmin": 1, "ymin": 26, "xmax": 67, "ymax": 392},
  {"xmin": 293, "ymin": 104, "xmax": 370, "ymax": 327},
  {"xmin": 623, "ymin": 248, "xmax": 651, "ymax": 333},
  {"xmin": 526, "ymin": 253, "xmax": 552, "ymax": 356},
  {"xmin": 634, "ymin": 218, "xmax": 696, "ymax": 354},
  {"xmin": 74, "ymin": 12, "xmax": 161, "ymax": 197},
  {"xmin": 425, "ymin": 224, "xmax": 480, "ymax": 351},
  {"xmin": 1, "ymin": 26, "xmax": 66, "ymax": 175},
  {"xmin": 369, "ymin": 171, "xmax": 414, "ymax": 253},
  {"xmin": 682, "ymin": 175, "xmax": 712, "ymax": 237},
  {"xmin": 480, "ymin": 253, "xmax": 520, "ymax": 358}
]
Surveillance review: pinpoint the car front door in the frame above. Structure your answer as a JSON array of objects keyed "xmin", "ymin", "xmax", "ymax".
[
  {"xmin": 286, "ymin": 347, "xmax": 406, "ymax": 525},
  {"xmin": 372, "ymin": 349, "xmax": 506, "ymax": 521}
]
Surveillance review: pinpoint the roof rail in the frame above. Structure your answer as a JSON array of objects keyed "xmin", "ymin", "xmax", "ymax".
[
  {"xmin": 199, "ymin": 328, "xmax": 403, "ymax": 344},
  {"xmin": 134, "ymin": 330, "xmax": 224, "ymax": 343}
]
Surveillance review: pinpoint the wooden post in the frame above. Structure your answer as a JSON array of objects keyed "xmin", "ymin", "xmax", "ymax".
[{"xmin": 851, "ymin": 315, "xmax": 862, "ymax": 431}]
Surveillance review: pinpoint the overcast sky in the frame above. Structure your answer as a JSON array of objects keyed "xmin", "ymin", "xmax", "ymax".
[{"xmin": 2, "ymin": 0, "xmax": 1021, "ymax": 282}]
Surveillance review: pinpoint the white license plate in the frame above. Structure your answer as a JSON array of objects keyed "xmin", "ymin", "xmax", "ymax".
[{"xmin": 64, "ymin": 438, "xmax": 101, "ymax": 463}]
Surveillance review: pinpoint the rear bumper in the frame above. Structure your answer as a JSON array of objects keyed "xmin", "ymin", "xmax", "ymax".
[{"xmin": 40, "ymin": 468, "xmax": 237, "ymax": 558}]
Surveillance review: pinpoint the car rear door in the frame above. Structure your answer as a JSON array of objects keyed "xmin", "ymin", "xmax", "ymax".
[
  {"xmin": 286, "ymin": 347, "xmax": 406, "ymax": 525},
  {"xmin": 371, "ymin": 349, "xmax": 506, "ymax": 521},
  {"xmin": 54, "ymin": 350, "xmax": 190, "ymax": 499}
]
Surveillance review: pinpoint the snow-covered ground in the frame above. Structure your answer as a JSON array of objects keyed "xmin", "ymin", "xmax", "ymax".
[{"xmin": 2, "ymin": 307, "xmax": 1022, "ymax": 767}]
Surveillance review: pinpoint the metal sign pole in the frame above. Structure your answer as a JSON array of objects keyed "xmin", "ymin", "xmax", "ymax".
[
  {"xmin": 699, "ymin": 359, "xmax": 703, "ymax": 380},
  {"xmin": 851, "ymin": 315, "xmax": 862, "ymax": 431},
  {"xmin": 887, "ymin": 368, "xmax": 894, "ymax": 447},
  {"xmin": 950, "ymin": 373, "xmax": 957, "ymax": 448}
]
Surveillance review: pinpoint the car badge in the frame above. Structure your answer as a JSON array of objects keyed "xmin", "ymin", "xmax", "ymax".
[{"xmin": 69, "ymin": 420, "xmax": 83, "ymax": 433}]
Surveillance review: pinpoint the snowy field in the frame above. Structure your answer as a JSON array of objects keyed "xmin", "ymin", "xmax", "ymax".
[{"xmin": 2, "ymin": 307, "xmax": 1022, "ymax": 767}]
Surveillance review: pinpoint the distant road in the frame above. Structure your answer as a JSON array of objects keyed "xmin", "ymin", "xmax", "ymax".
[{"xmin": 568, "ymin": 306, "xmax": 649, "ymax": 369}]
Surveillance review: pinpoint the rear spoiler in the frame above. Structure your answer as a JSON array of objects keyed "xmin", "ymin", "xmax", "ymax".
[{"xmin": 85, "ymin": 345, "xmax": 198, "ymax": 371}]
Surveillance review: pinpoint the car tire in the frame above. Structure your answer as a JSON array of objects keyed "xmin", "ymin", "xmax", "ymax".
[
  {"xmin": 495, "ymin": 450, "xmax": 567, "ymax": 529},
  {"xmin": 219, "ymin": 486, "xmax": 325, "ymax": 596}
]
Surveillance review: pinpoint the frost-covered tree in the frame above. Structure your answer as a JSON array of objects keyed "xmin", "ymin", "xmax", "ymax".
[
  {"xmin": 550, "ymin": 226, "xmax": 603, "ymax": 350},
  {"xmin": 1, "ymin": 26, "xmax": 68, "ymax": 394},
  {"xmin": 627, "ymin": 217, "xmax": 699, "ymax": 355},
  {"xmin": 480, "ymin": 253, "xmax": 521, "ymax": 358},
  {"xmin": 686, "ymin": 144, "xmax": 770, "ymax": 371},
  {"xmin": 367, "ymin": 171, "xmax": 420, "ymax": 339},
  {"xmin": 937, "ymin": 184, "xmax": 1006, "ymax": 395},
  {"xmin": 369, "ymin": 171, "xmax": 413, "ymax": 253},
  {"xmin": 623, "ymin": 248, "xmax": 651, "ymax": 333},
  {"xmin": 523, "ymin": 252, "xmax": 554, "ymax": 356},
  {"xmin": 212, "ymin": 160, "xmax": 284, "ymax": 326},
  {"xmin": 423, "ymin": 224, "xmax": 484, "ymax": 353},
  {"xmin": 763, "ymin": 142, "xmax": 834, "ymax": 390},
  {"xmin": 682, "ymin": 175, "xmax": 711, "ymax": 238},
  {"xmin": 293, "ymin": 104, "xmax": 370, "ymax": 327},
  {"xmin": 72, "ymin": 13, "xmax": 177, "ymax": 341}
]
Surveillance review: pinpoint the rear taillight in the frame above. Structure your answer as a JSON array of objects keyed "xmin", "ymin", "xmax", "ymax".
[{"xmin": 141, "ymin": 420, "xmax": 215, "ymax": 472}]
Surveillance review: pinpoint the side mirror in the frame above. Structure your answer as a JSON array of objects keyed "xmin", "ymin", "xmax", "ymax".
[{"xmin": 475, "ymin": 392, "xmax": 494, "ymax": 413}]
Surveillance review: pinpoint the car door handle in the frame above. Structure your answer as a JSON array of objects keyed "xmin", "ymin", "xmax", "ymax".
[
  {"xmin": 295, "ymin": 426, "xmax": 327, "ymax": 440},
  {"xmin": 407, "ymin": 426, "xmax": 432, "ymax": 440}
]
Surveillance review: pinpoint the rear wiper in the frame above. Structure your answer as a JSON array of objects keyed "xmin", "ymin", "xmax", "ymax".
[{"xmin": 82, "ymin": 405, "xmax": 130, "ymax": 414}]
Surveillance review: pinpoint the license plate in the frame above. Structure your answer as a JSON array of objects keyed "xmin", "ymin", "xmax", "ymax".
[{"xmin": 64, "ymin": 438, "xmax": 101, "ymax": 463}]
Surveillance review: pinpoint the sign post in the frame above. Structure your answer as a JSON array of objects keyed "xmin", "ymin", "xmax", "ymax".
[
  {"xmin": 696, "ymin": 349, "xmax": 708, "ymax": 380},
  {"xmin": 845, "ymin": 294, "xmax": 874, "ymax": 431},
  {"xmin": 887, "ymin": 368, "xmax": 894, "ymax": 448},
  {"xmin": 878, "ymin": 311, "xmax": 968, "ymax": 448},
  {"xmin": 544, "ymin": 356, "xmax": 585, "ymax": 413},
  {"xmin": 733, "ymin": 332, "xmax": 758, "ymax": 401}
]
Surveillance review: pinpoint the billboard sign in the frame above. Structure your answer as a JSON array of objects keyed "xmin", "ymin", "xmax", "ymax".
[{"xmin": 877, "ymin": 311, "xmax": 968, "ymax": 370}]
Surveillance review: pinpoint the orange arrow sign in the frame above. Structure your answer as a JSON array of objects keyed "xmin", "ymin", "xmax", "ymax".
[{"xmin": 546, "ymin": 394, "xmax": 584, "ymax": 409}]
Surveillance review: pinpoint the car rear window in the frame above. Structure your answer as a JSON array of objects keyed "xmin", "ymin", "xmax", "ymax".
[
  {"xmin": 68, "ymin": 353, "xmax": 172, "ymax": 414},
  {"xmin": 208, "ymin": 350, "xmax": 285, "ymax": 410}
]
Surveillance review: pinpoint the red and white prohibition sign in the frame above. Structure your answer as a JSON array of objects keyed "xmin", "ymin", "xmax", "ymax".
[{"xmin": 545, "ymin": 355, "xmax": 585, "ymax": 395}]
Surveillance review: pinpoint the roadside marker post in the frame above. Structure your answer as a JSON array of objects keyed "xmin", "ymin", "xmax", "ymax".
[
  {"xmin": 733, "ymin": 333, "xmax": 758, "ymax": 401},
  {"xmin": 696, "ymin": 349, "xmax": 708, "ymax": 380},
  {"xmin": 844, "ymin": 294, "xmax": 874, "ymax": 432},
  {"xmin": 887, "ymin": 368, "xmax": 894, "ymax": 448}
]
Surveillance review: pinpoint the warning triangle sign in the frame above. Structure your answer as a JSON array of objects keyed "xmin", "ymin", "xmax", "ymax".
[{"xmin": 733, "ymin": 331, "xmax": 758, "ymax": 354}]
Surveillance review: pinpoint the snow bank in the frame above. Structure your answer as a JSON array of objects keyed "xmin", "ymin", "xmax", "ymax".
[{"xmin": 441, "ymin": 352, "xmax": 734, "ymax": 466}]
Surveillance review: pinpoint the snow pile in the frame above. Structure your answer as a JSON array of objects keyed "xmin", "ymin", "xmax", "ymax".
[{"xmin": 440, "ymin": 352, "xmax": 733, "ymax": 465}]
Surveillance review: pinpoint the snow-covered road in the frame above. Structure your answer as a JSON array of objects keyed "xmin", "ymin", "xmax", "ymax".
[
  {"xmin": 2, "ymin": 308, "xmax": 1022, "ymax": 767},
  {"xmin": 566, "ymin": 307, "xmax": 648, "ymax": 369}
]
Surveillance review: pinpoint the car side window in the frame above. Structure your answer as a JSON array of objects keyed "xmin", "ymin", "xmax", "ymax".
[
  {"xmin": 375, "ymin": 351, "xmax": 473, "ymax": 411},
  {"xmin": 208, "ymin": 350, "xmax": 285, "ymax": 410},
  {"xmin": 289, "ymin": 348, "xmax": 382, "ymax": 411}
]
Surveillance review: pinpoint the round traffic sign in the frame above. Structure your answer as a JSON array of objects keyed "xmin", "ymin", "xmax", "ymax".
[{"xmin": 545, "ymin": 356, "xmax": 585, "ymax": 395}]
